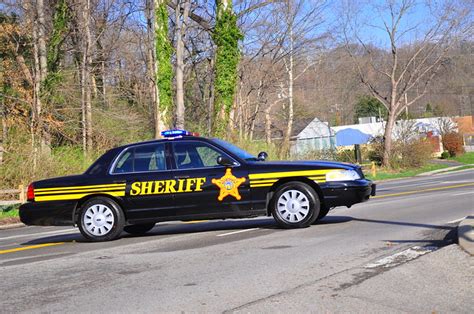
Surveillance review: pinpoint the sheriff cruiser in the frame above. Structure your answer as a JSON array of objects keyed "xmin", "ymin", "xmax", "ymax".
[{"xmin": 20, "ymin": 130, "xmax": 375, "ymax": 241}]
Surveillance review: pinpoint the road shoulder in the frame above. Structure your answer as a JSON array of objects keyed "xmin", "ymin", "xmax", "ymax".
[
  {"xmin": 232, "ymin": 244, "xmax": 473, "ymax": 313},
  {"xmin": 458, "ymin": 216, "xmax": 474, "ymax": 255}
]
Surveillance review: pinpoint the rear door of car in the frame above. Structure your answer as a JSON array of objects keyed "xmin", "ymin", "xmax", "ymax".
[
  {"xmin": 170, "ymin": 140, "xmax": 251, "ymax": 219},
  {"xmin": 110, "ymin": 142, "xmax": 175, "ymax": 221}
]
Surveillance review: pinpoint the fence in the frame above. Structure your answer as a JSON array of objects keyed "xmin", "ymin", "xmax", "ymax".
[{"xmin": 0, "ymin": 185, "xmax": 26, "ymax": 204}]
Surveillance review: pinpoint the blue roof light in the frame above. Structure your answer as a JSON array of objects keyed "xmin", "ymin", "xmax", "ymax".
[{"xmin": 161, "ymin": 129, "xmax": 199, "ymax": 138}]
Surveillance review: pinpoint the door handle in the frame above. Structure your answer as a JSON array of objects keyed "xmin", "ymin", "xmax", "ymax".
[{"xmin": 174, "ymin": 175, "xmax": 190, "ymax": 179}]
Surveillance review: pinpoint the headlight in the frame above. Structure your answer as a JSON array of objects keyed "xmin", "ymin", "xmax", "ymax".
[{"xmin": 326, "ymin": 169, "xmax": 361, "ymax": 181}]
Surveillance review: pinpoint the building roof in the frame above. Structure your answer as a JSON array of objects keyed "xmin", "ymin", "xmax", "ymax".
[{"xmin": 296, "ymin": 117, "xmax": 334, "ymax": 139}]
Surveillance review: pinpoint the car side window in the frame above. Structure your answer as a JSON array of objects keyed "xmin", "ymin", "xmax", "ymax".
[
  {"xmin": 112, "ymin": 143, "xmax": 166, "ymax": 173},
  {"xmin": 172, "ymin": 141, "xmax": 233, "ymax": 169}
]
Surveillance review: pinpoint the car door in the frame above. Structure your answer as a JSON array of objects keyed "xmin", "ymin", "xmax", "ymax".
[
  {"xmin": 170, "ymin": 140, "xmax": 251, "ymax": 219},
  {"xmin": 110, "ymin": 142, "xmax": 175, "ymax": 221}
]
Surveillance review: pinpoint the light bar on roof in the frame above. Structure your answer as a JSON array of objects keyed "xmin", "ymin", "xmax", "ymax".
[{"xmin": 161, "ymin": 129, "xmax": 199, "ymax": 138}]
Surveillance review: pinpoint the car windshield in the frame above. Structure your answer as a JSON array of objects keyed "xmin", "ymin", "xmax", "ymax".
[{"xmin": 212, "ymin": 138, "xmax": 258, "ymax": 161}]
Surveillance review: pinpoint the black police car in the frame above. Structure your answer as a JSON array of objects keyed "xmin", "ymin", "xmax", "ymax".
[{"xmin": 20, "ymin": 130, "xmax": 375, "ymax": 241}]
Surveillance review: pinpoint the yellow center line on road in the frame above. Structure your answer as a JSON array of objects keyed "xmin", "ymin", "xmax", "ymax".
[
  {"xmin": 183, "ymin": 220, "xmax": 209, "ymax": 224},
  {"xmin": 373, "ymin": 183, "xmax": 474, "ymax": 199},
  {"xmin": 0, "ymin": 242, "xmax": 65, "ymax": 255}
]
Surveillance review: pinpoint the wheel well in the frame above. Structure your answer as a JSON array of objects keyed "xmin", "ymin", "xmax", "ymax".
[
  {"xmin": 265, "ymin": 177, "xmax": 325, "ymax": 215},
  {"xmin": 72, "ymin": 194, "xmax": 126, "ymax": 225}
]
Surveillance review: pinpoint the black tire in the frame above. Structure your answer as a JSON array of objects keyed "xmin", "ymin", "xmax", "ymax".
[
  {"xmin": 124, "ymin": 223, "xmax": 156, "ymax": 235},
  {"xmin": 270, "ymin": 181, "xmax": 320, "ymax": 228},
  {"xmin": 78, "ymin": 196, "xmax": 125, "ymax": 242},
  {"xmin": 312, "ymin": 204, "xmax": 330, "ymax": 223}
]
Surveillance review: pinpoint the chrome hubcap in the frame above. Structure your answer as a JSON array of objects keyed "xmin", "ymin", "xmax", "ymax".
[
  {"xmin": 83, "ymin": 204, "xmax": 114, "ymax": 236},
  {"xmin": 277, "ymin": 190, "xmax": 310, "ymax": 223}
]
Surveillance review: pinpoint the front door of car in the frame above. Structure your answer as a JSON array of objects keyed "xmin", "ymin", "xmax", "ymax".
[
  {"xmin": 170, "ymin": 140, "xmax": 251, "ymax": 219},
  {"xmin": 110, "ymin": 142, "xmax": 175, "ymax": 221}
]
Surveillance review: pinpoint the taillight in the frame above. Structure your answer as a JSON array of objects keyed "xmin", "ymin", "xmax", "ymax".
[{"xmin": 27, "ymin": 183, "xmax": 35, "ymax": 201}]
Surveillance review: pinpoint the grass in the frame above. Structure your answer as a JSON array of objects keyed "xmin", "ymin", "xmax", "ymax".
[
  {"xmin": 443, "ymin": 165, "xmax": 474, "ymax": 173},
  {"xmin": 448, "ymin": 152, "xmax": 474, "ymax": 164},
  {"xmin": 365, "ymin": 163, "xmax": 451, "ymax": 181},
  {"xmin": 0, "ymin": 204, "xmax": 20, "ymax": 221},
  {"xmin": 0, "ymin": 209, "xmax": 19, "ymax": 219},
  {"xmin": 365, "ymin": 152, "xmax": 474, "ymax": 181}
]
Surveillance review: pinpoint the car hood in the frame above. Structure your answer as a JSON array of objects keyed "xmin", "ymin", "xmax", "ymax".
[{"xmin": 247, "ymin": 160, "xmax": 358, "ymax": 170}]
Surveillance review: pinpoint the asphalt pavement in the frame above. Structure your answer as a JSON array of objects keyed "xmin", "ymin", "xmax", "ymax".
[{"xmin": 1, "ymin": 169, "xmax": 473, "ymax": 313}]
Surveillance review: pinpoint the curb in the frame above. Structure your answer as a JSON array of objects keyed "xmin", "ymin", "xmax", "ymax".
[
  {"xmin": 458, "ymin": 216, "xmax": 474, "ymax": 256},
  {"xmin": 416, "ymin": 165, "xmax": 466, "ymax": 176},
  {"xmin": 0, "ymin": 222, "xmax": 25, "ymax": 230},
  {"xmin": 370, "ymin": 165, "xmax": 474, "ymax": 183}
]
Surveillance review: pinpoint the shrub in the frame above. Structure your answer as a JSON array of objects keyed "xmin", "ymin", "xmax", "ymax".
[
  {"xmin": 395, "ymin": 138, "xmax": 433, "ymax": 168},
  {"xmin": 367, "ymin": 137, "xmax": 384, "ymax": 165},
  {"xmin": 294, "ymin": 149, "xmax": 337, "ymax": 161},
  {"xmin": 367, "ymin": 136, "xmax": 433, "ymax": 169},
  {"xmin": 336, "ymin": 149, "xmax": 356, "ymax": 163},
  {"xmin": 442, "ymin": 132, "xmax": 464, "ymax": 157},
  {"xmin": 440, "ymin": 151, "xmax": 450, "ymax": 159}
]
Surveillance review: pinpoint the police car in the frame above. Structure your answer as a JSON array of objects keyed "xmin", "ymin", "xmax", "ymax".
[{"xmin": 20, "ymin": 130, "xmax": 375, "ymax": 241}]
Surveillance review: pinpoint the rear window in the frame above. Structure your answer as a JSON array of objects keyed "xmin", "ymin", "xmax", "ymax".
[{"xmin": 112, "ymin": 143, "xmax": 166, "ymax": 173}]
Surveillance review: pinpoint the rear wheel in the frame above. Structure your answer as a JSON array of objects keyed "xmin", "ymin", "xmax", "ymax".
[
  {"xmin": 78, "ymin": 197, "xmax": 125, "ymax": 242},
  {"xmin": 124, "ymin": 223, "xmax": 156, "ymax": 235},
  {"xmin": 270, "ymin": 182, "xmax": 319, "ymax": 228}
]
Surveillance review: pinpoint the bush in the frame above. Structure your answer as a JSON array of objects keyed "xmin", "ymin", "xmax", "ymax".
[
  {"xmin": 440, "ymin": 151, "xmax": 450, "ymax": 159},
  {"xmin": 395, "ymin": 138, "xmax": 433, "ymax": 168},
  {"xmin": 442, "ymin": 132, "xmax": 464, "ymax": 157},
  {"xmin": 367, "ymin": 136, "xmax": 433, "ymax": 169},
  {"xmin": 367, "ymin": 137, "xmax": 384, "ymax": 165},
  {"xmin": 336, "ymin": 149, "xmax": 356, "ymax": 163},
  {"xmin": 294, "ymin": 149, "xmax": 337, "ymax": 161}
]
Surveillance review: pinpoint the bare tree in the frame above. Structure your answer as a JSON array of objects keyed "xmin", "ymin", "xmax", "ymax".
[
  {"xmin": 175, "ymin": 0, "xmax": 191, "ymax": 129},
  {"xmin": 342, "ymin": 0, "xmax": 471, "ymax": 166},
  {"xmin": 241, "ymin": 0, "xmax": 326, "ymax": 154}
]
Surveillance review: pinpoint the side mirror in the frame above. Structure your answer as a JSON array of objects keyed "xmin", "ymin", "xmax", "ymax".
[
  {"xmin": 217, "ymin": 156, "xmax": 235, "ymax": 167},
  {"xmin": 258, "ymin": 151, "xmax": 268, "ymax": 161}
]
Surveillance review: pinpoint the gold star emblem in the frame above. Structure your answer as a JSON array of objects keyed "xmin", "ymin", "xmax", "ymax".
[{"xmin": 212, "ymin": 168, "xmax": 246, "ymax": 201}]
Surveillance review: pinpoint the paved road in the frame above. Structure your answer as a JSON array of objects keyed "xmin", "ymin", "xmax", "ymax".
[{"xmin": 1, "ymin": 169, "xmax": 473, "ymax": 313}]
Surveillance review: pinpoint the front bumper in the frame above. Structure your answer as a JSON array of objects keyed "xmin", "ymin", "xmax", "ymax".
[
  {"xmin": 19, "ymin": 201, "xmax": 76, "ymax": 226},
  {"xmin": 321, "ymin": 179, "xmax": 375, "ymax": 208}
]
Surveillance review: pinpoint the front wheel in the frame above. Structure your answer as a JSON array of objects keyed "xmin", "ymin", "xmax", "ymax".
[
  {"xmin": 270, "ymin": 182, "xmax": 320, "ymax": 228},
  {"xmin": 124, "ymin": 223, "xmax": 156, "ymax": 235},
  {"xmin": 78, "ymin": 197, "xmax": 125, "ymax": 242},
  {"xmin": 314, "ymin": 205, "xmax": 330, "ymax": 222}
]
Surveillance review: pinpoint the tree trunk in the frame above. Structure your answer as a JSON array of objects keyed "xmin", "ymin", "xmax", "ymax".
[
  {"xmin": 249, "ymin": 80, "xmax": 263, "ymax": 141},
  {"xmin": 265, "ymin": 101, "xmax": 277, "ymax": 145},
  {"xmin": 207, "ymin": 56, "xmax": 215, "ymax": 135},
  {"xmin": 32, "ymin": 20, "xmax": 42, "ymax": 168},
  {"xmin": 174, "ymin": 0, "xmax": 191, "ymax": 129},
  {"xmin": 382, "ymin": 110, "xmax": 396, "ymax": 167},
  {"xmin": 146, "ymin": 0, "xmax": 159, "ymax": 138},
  {"xmin": 32, "ymin": 0, "xmax": 51, "ymax": 155},
  {"xmin": 101, "ymin": 61, "xmax": 107, "ymax": 108},
  {"xmin": 37, "ymin": 0, "xmax": 48, "ymax": 82},
  {"xmin": 80, "ymin": 0, "xmax": 93, "ymax": 153},
  {"xmin": 212, "ymin": 0, "xmax": 242, "ymax": 137},
  {"xmin": 282, "ymin": 22, "xmax": 294, "ymax": 157},
  {"xmin": 0, "ymin": 108, "xmax": 6, "ymax": 165},
  {"xmin": 149, "ymin": 0, "xmax": 170, "ymax": 137}
]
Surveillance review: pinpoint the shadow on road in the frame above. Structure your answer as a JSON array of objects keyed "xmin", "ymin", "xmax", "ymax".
[
  {"xmin": 351, "ymin": 217, "xmax": 453, "ymax": 230},
  {"xmin": 21, "ymin": 215, "xmax": 355, "ymax": 245},
  {"xmin": 22, "ymin": 215, "xmax": 453, "ymax": 246},
  {"xmin": 382, "ymin": 226, "xmax": 458, "ymax": 247}
]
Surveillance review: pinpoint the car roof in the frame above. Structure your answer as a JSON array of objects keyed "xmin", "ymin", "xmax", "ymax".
[{"xmin": 115, "ymin": 136, "xmax": 212, "ymax": 150}]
